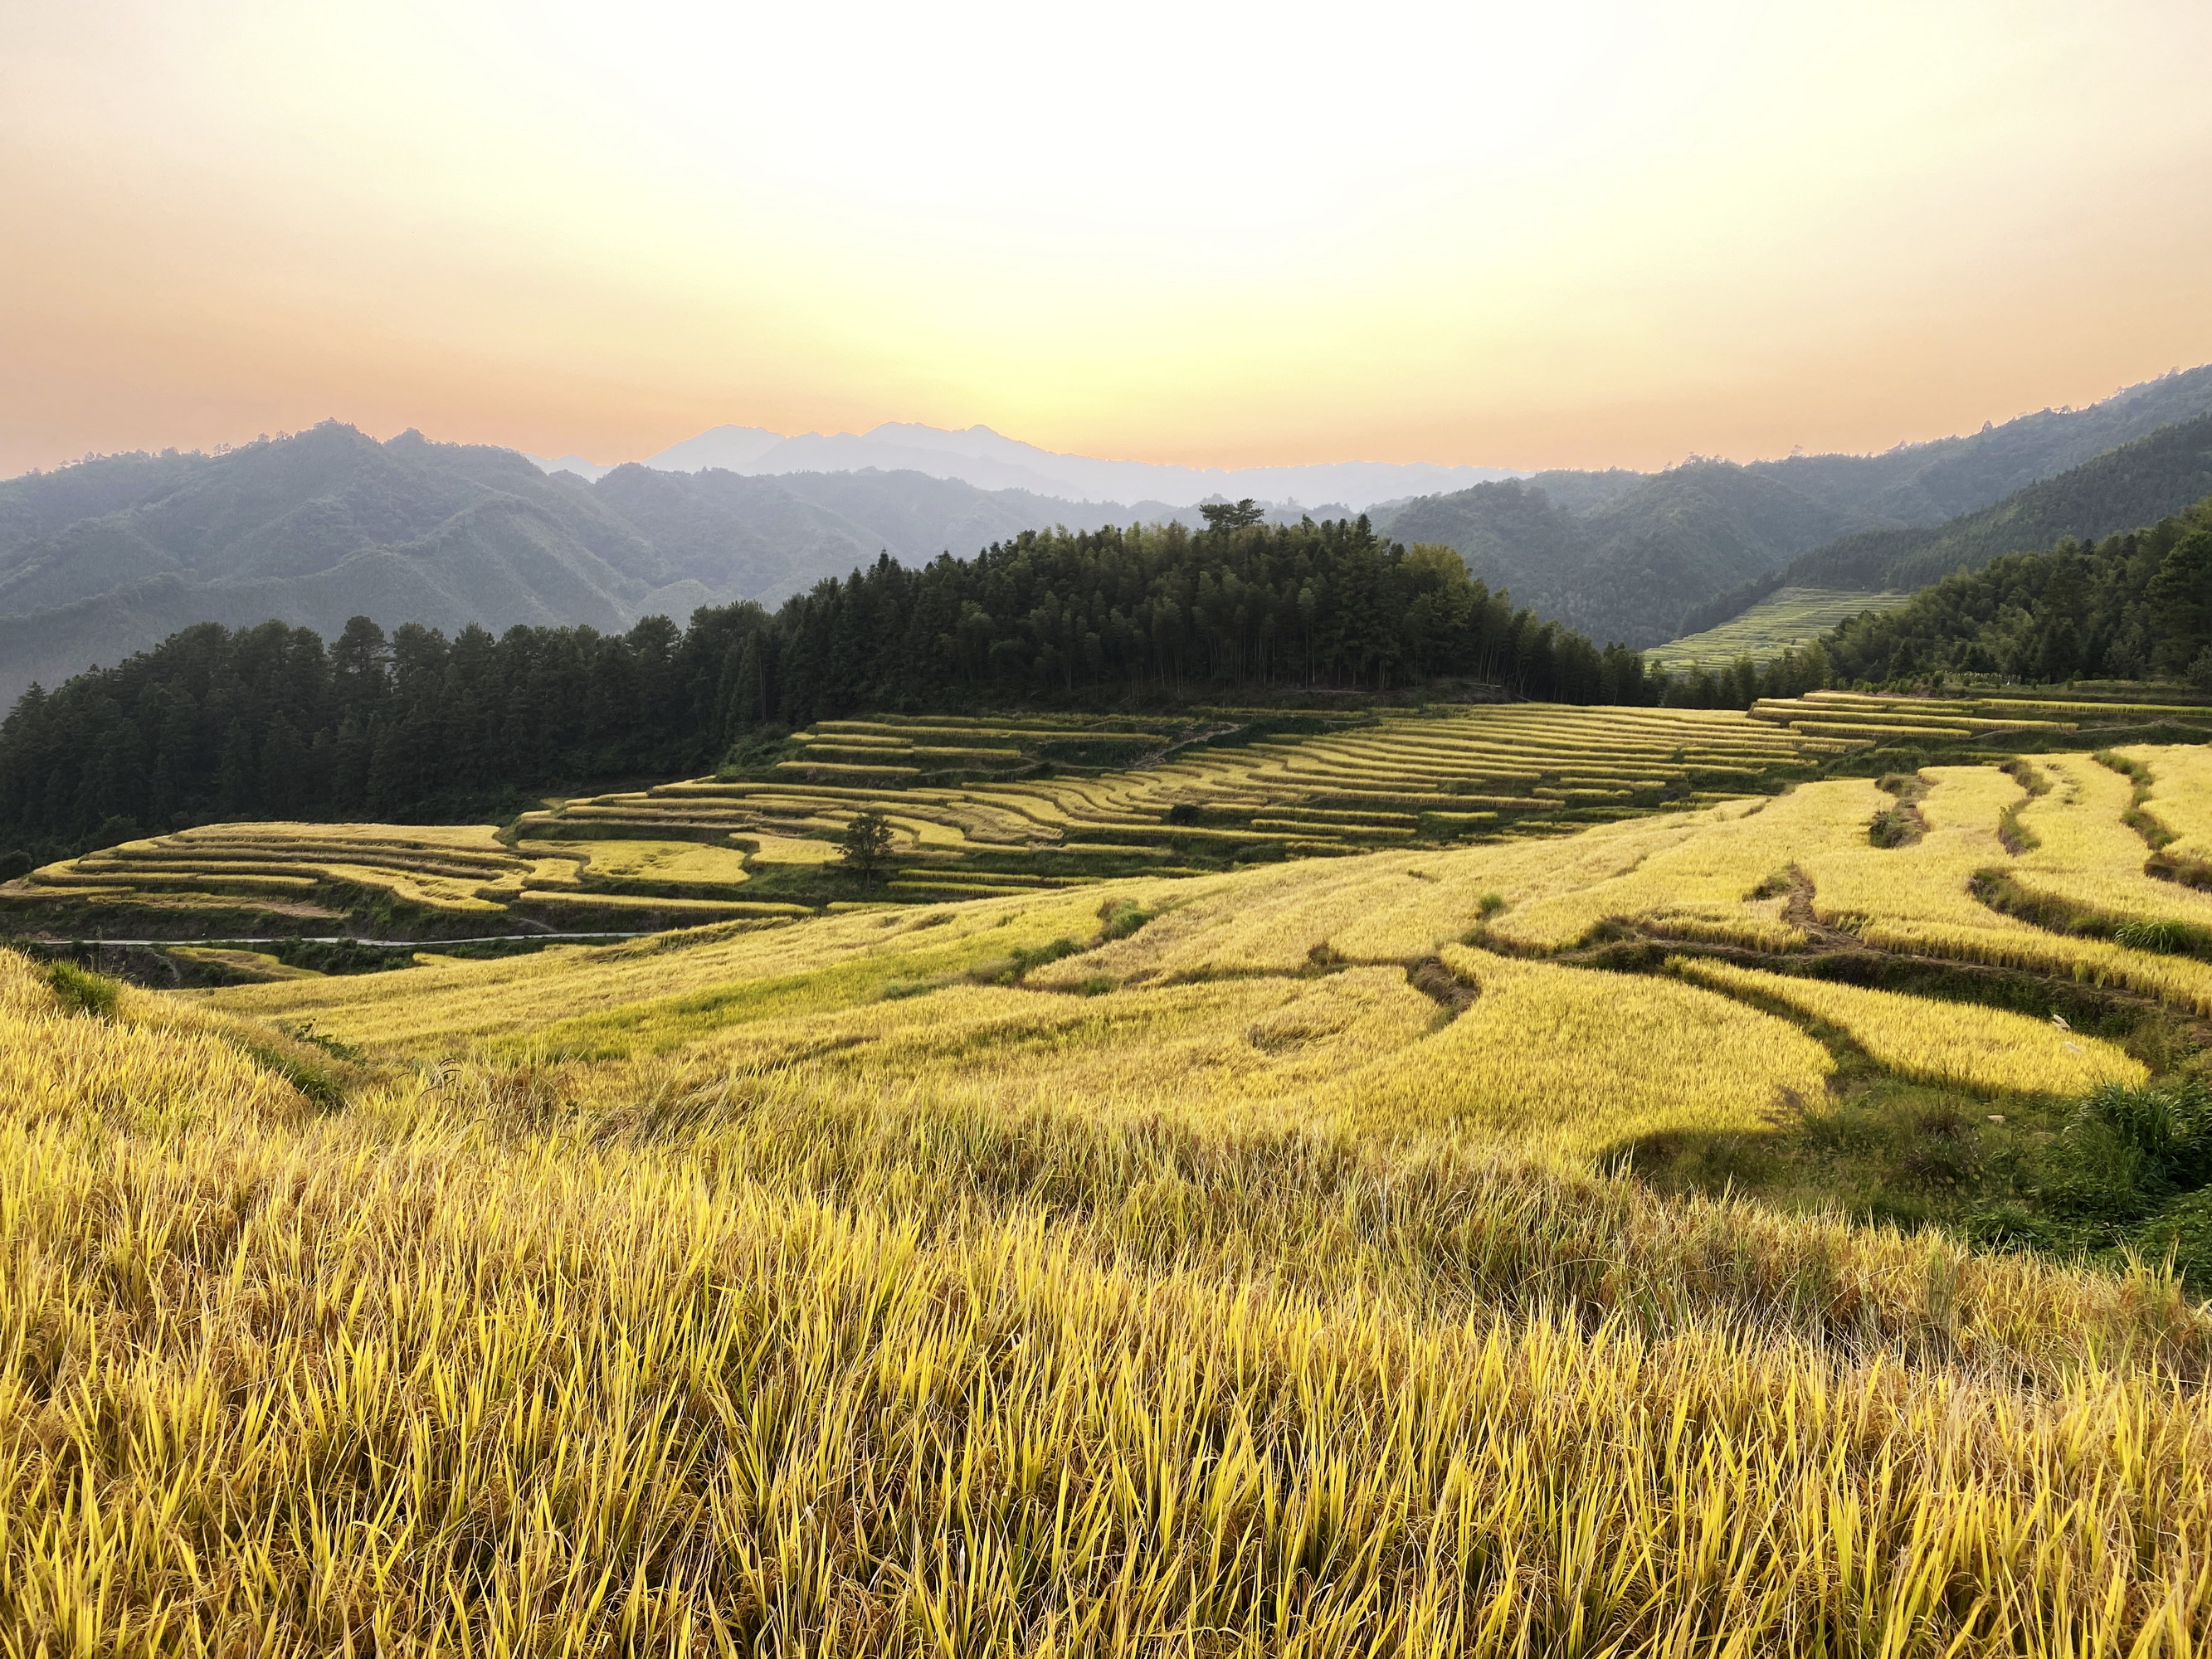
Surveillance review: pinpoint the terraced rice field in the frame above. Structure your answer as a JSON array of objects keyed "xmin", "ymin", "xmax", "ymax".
[
  {"xmin": 2, "ymin": 820, "xmax": 811, "ymax": 933},
  {"xmin": 1644, "ymin": 586, "xmax": 1908, "ymax": 671},
  {"xmin": 12, "ymin": 822, "xmax": 533, "ymax": 916},
  {"xmin": 213, "ymin": 743, "xmax": 2212, "ymax": 1073},
  {"xmin": 1748, "ymin": 687, "xmax": 2212, "ymax": 746},
  {"xmin": 1670, "ymin": 956, "xmax": 2146, "ymax": 1095},
  {"xmin": 515, "ymin": 703, "xmax": 1835, "ymax": 899},
  {"xmin": 16, "ymin": 696, "xmax": 2209, "ymax": 946},
  {"xmin": 2117, "ymin": 742, "xmax": 2212, "ymax": 883},
  {"xmin": 12, "ymin": 740, "xmax": 2212, "ymax": 1651}
]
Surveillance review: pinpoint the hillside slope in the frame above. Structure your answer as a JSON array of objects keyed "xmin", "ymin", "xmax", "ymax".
[
  {"xmin": 1375, "ymin": 365, "xmax": 2212, "ymax": 645},
  {"xmin": 1782, "ymin": 412, "xmax": 2212, "ymax": 593},
  {"xmin": 0, "ymin": 425, "xmax": 1157, "ymax": 705},
  {"xmin": 1381, "ymin": 463, "xmax": 1870, "ymax": 647},
  {"xmin": 1819, "ymin": 492, "xmax": 2212, "ymax": 684}
]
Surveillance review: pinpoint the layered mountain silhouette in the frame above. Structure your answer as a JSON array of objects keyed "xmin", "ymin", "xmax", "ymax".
[
  {"xmin": 1372, "ymin": 365, "xmax": 2212, "ymax": 645},
  {"xmin": 0, "ymin": 423, "xmax": 1170, "ymax": 706},
  {"xmin": 532, "ymin": 422, "xmax": 1518, "ymax": 508},
  {"xmin": 8, "ymin": 365, "xmax": 2212, "ymax": 709}
]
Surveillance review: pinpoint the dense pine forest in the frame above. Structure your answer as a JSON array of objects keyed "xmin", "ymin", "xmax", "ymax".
[
  {"xmin": 0, "ymin": 513, "xmax": 1656, "ymax": 852},
  {"xmin": 1824, "ymin": 497, "xmax": 2212, "ymax": 684}
]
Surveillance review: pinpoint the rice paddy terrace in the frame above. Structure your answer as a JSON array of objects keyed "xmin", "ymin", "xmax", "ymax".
[
  {"xmin": 2, "ymin": 703, "xmax": 1840, "ymax": 941},
  {"xmin": 13, "ymin": 734, "xmax": 2212, "ymax": 1647},
  {"xmin": 1644, "ymin": 586, "xmax": 1910, "ymax": 672},
  {"xmin": 0, "ymin": 820, "xmax": 811, "ymax": 942},
  {"xmin": 1748, "ymin": 687, "xmax": 2212, "ymax": 747},
  {"xmin": 516, "ymin": 703, "xmax": 1846, "ymax": 901},
  {"xmin": 9, "ymin": 693, "xmax": 2210, "ymax": 957}
]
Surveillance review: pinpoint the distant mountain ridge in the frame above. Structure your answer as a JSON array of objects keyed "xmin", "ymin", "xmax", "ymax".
[
  {"xmin": 0, "ymin": 423, "xmax": 1174, "ymax": 708},
  {"xmin": 1773, "ymin": 413, "xmax": 2212, "ymax": 591},
  {"xmin": 1371, "ymin": 364, "xmax": 2212, "ymax": 646},
  {"xmin": 10, "ymin": 364, "xmax": 2212, "ymax": 710},
  {"xmin": 531, "ymin": 421, "xmax": 1521, "ymax": 510}
]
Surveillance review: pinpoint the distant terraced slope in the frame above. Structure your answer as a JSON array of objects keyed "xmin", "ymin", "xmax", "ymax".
[
  {"xmin": 1747, "ymin": 688, "xmax": 2212, "ymax": 747},
  {"xmin": 1645, "ymin": 587, "xmax": 1907, "ymax": 672}
]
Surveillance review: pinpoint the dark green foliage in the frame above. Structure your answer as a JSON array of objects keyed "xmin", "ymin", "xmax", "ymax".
[
  {"xmin": 0, "ymin": 609, "xmax": 738, "ymax": 854},
  {"xmin": 237, "ymin": 1043, "xmax": 346, "ymax": 1111},
  {"xmin": 1628, "ymin": 956, "xmax": 2212, "ymax": 1284},
  {"xmin": 1381, "ymin": 465, "xmax": 1861, "ymax": 649},
  {"xmin": 1822, "ymin": 497, "xmax": 2212, "ymax": 684},
  {"xmin": 2116, "ymin": 919, "xmax": 2192, "ymax": 954},
  {"xmin": 280, "ymin": 1020, "xmax": 367, "ymax": 1062},
  {"xmin": 1197, "ymin": 499, "xmax": 1267, "ymax": 531},
  {"xmin": 0, "ymin": 850, "xmax": 27, "ymax": 880},
  {"xmin": 838, "ymin": 811, "xmax": 895, "ymax": 888},
  {"xmin": 0, "ymin": 515, "xmax": 1645, "ymax": 855},
  {"xmin": 1633, "ymin": 1074, "xmax": 2212, "ymax": 1286},
  {"xmin": 1784, "ymin": 414, "xmax": 2212, "ymax": 593},
  {"xmin": 44, "ymin": 959, "xmax": 119, "ymax": 1018},
  {"xmin": 1380, "ymin": 371, "xmax": 2212, "ymax": 648},
  {"xmin": 741, "ymin": 518, "xmax": 1639, "ymax": 712},
  {"xmin": 1096, "ymin": 898, "xmax": 1156, "ymax": 941}
]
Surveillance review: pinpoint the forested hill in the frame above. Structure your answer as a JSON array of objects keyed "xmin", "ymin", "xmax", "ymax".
[
  {"xmin": 1379, "ymin": 463, "xmax": 1858, "ymax": 649},
  {"xmin": 0, "ymin": 513, "xmax": 1647, "ymax": 854},
  {"xmin": 1820, "ymin": 494, "xmax": 2212, "ymax": 684},
  {"xmin": 1372, "ymin": 364, "xmax": 2212, "ymax": 647},
  {"xmin": 1683, "ymin": 413, "xmax": 2212, "ymax": 635},
  {"xmin": 0, "ymin": 422, "xmax": 1168, "ymax": 706}
]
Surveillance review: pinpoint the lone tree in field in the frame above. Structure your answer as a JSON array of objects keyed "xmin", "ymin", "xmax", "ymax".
[{"xmin": 839, "ymin": 810, "xmax": 895, "ymax": 888}]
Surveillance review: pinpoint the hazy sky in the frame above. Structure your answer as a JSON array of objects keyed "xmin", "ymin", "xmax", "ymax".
[{"xmin": 5, "ymin": 0, "xmax": 2211, "ymax": 478}]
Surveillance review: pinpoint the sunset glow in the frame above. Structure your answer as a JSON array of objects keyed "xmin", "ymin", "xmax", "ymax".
[{"xmin": 5, "ymin": 0, "xmax": 2211, "ymax": 475}]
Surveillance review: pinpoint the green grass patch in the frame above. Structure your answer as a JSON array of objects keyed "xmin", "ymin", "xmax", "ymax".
[{"xmin": 45, "ymin": 959, "xmax": 119, "ymax": 1017}]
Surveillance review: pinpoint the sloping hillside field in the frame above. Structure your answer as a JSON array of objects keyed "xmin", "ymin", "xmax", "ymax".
[
  {"xmin": 12, "ymin": 693, "xmax": 2208, "ymax": 944},
  {"xmin": 9, "ymin": 732, "xmax": 2212, "ymax": 1650},
  {"xmin": 1645, "ymin": 585, "xmax": 1909, "ymax": 671},
  {"xmin": 5, "ymin": 703, "xmax": 1847, "ymax": 935}
]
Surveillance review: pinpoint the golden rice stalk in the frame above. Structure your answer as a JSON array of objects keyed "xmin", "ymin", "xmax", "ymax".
[
  {"xmin": 0, "ymin": 948, "xmax": 306, "ymax": 1132},
  {"xmin": 2117, "ymin": 741, "xmax": 2212, "ymax": 868},
  {"xmin": 1671, "ymin": 955, "xmax": 2146, "ymax": 1094},
  {"xmin": 1317, "ymin": 945, "xmax": 1833, "ymax": 1161},
  {"xmin": 2005, "ymin": 752, "xmax": 2212, "ymax": 931}
]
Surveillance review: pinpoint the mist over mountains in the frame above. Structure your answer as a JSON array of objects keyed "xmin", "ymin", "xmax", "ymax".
[
  {"xmin": 529, "ymin": 422, "xmax": 1518, "ymax": 511},
  {"xmin": 0, "ymin": 426, "xmax": 1177, "ymax": 706},
  {"xmin": 7, "ymin": 365, "xmax": 2212, "ymax": 710}
]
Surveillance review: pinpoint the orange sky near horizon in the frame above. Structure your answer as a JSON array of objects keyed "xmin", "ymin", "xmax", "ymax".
[{"xmin": 4, "ymin": 0, "xmax": 2211, "ymax": 479}]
